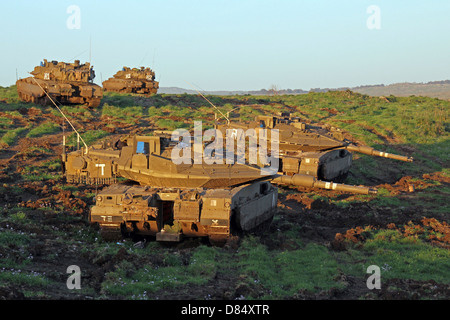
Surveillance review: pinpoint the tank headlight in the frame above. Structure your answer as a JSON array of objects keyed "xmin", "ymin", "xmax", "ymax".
[{"xmin": 96, "ymin": 196, "xmax": 103, "ymax": 202}]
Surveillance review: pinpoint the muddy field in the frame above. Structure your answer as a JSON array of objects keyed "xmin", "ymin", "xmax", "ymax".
[{"xmin": 0, "ymin": 91, "xmax": 449, "ymax": 301}]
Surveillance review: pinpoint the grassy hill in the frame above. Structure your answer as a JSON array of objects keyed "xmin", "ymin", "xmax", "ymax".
[
  {"xmin": 160, "ymin": 80, "xmax": 450, "ymax": 100},
  {"xmin": 352, "ymin": 81, "xmax": 450, "ymax": 100}
]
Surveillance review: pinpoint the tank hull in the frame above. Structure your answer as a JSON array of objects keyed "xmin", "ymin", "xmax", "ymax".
[
  {"xmin": 102, "ymin": 78, "xmax": 159, "ymax": 95},
  {"xmin": 16, "ymin": 77, "xmax": 103, "ymax": 107},
  {"xmin": 90, "ymin": 181, "xmax": 277, "ymax": 244}
]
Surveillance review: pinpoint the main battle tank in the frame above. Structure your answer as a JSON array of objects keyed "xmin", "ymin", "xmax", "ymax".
[
  {"xmin": 216, "ymin": 113, "xmax": 413, "ymax": 182},
  {"xmin": 102, "ymin": 66, "xmax": 159, "ymax": 95},
  {"xmin": 16, "ymin": 59, "xmax": 103, "ymax": 107},
  {"xmin": 61, "ymin": 132, "xmax": 377, "ymax": 244}
]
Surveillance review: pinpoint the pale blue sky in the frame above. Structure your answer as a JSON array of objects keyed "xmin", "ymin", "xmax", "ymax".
[{"xmin": 1, "ymin": 0, "xmax": 449, "ymax": 90}]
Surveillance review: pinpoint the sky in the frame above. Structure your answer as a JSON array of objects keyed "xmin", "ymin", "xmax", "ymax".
[{"xmin": 1, "ymin": 0, "xmax": 449, "ymax": 91}]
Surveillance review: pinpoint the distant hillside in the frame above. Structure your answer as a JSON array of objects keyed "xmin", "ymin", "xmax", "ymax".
[
  {"xmin": 158, "ymin": 87, "xmax": 308, "ymax": 96},
  {"xmin": 351, "ymin": 81, "xmax": 450, "ymax": 100},
  {"xmin": 160, "ymin": 80, "xmax": 450, "ymax": 100},
  {"xmin": 158, "ymin": 87, "xmax": 249, "ymax": 95}
]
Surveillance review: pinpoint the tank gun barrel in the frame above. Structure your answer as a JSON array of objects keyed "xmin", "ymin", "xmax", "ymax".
[
  {"xmin": 345, "ymin": 144, "xmax": 413, "ymax": 162},
  {"xmin": 271, "ymin": 174, "xmax": 377, "ymax": 195}
]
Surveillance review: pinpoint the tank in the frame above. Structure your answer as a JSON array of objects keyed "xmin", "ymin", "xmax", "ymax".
[
  {"xmin": 16, "ymin": 59, "xmax": 103, "ymax": 107},
  {"xmin": 216, "ymin": 112, "xmax": 413, "ymax": 182},
  {"xmin": 61, "ymin": 132, "xmax": 377, "ymax": 244},
  {"xmin": 102, "ymin": 66, "xmax": 159, "ymax": 95}
]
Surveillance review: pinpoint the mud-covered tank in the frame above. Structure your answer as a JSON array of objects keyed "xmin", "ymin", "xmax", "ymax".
[
  {"xmin": 102, "ymin": 66, "xmax": 159, "ymax": 95},
  {"xmin": 61, "ymin": 132, "xmax": 377, "ymax": 244},
  {"xmin": 216, "ymin": 113, "xmax": 413, "ymax": 182},
  {"xmin": 16, "ymin": 59, "xmax": 103, "ymax": 107}
]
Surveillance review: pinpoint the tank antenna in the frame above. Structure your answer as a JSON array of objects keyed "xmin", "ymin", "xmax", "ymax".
[
  {"xmin": 89, "ymin": 36, "xmax": 92, "ymax": 64},
  {"xmin": 185, "ymin": 81, "xmax": 230, "ymax": 124},
  {"xmin": 67, "ymin": 50, "xmax": 87, "ymax": 62},
  {"xmin": 139, "ymin": 50, "xmax": 149, "ymax": 66},
  {"xmin": 29, "ymin": 75, "xmax": 88, "ymax": 153},
  {"xmin": 152, "ymin": 48, "xmax": 156, "ymax": 68}
]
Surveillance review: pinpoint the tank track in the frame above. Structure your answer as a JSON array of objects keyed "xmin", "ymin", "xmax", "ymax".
[{"xmin": 99, "ymin": 226, "xmax": 123, "ymax": 241}]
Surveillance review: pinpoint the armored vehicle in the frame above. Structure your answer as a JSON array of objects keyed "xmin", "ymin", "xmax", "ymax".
[
  {"xmin": 62, "ymin": 132, "xmax": 377, "ymax": 244},
  {"xmin": 216, "ymin": 113, "xmax": 413, "ymax": 182},
  {"xmin": 102, "ymin": 66, "xmax": 159, "ymax": 95},
  {"xmin": 16, "ymin": 59, "xmax": 103, "ymax": 107}
]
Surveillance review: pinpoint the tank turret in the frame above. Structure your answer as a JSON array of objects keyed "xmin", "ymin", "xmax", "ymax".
[
  {"xmin": 16, "ymin": 59, "xmax": 103, "ymax": 107},
  {"xmin": 217, "ymin": 113, "xmax": 413, "ymax": 182},
  {"xmin": 102, "ymin": 66, "xmax": 159, "ymax": 95}
]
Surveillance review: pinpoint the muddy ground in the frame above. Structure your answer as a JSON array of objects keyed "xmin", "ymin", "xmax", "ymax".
[{"xmin": 0, "ymin": 102, "xmax": 449, "ymax": 301}]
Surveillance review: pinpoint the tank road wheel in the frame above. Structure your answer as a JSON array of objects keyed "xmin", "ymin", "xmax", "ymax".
[
  {"xmin": 18, "ymin": 92, "xmax": 31, "ymax": 103},
  {"xmin": 27, "ymin": 95, "xmax": 36, "ymax": 104},
  {"xmin": 36, "ymin": 96, "xmax": 50, "ymax": 106},
  {"xmin": 20, "ymin": 93, "xmax": 36, "ymax": 104}
]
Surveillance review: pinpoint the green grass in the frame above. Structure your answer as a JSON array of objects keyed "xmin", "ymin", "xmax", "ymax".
[
  {"xmin": 0, "ymin": 117, "xmax": 15, "ymax": 129},
  {"xmin": 237, "ymin": 236, "xmax": 343, "ymax": 298},
  {"xmin": 101, "ymin": 245, "xmax": 218, "ymax": 298},
  {"xmin": 22, "ymin": 171, "xmax": 62, "ymax": 182},
  {"xmin": 339, "ymin": 229, "xmax": 450, "ymax": 284},
  {"xmin": 279, "ymin": 91, "xmax": 449, "ymax": 145},
  {"xmin": 0, "ymin": 230, "xmax": 30, "ymax": 248},
  {"xmin": 9, "ymin": 210, "xmax": 27, "ymax": 223},
  {"xmin": 0, "ymin": 85, "xmax": 24, "ymax": 109},
  {"xmin": 102, "ymin": 103, "xmax": 144, "ymax": 123},
  {"xmin": 26, "ymin": 122, "xmax": 60, "ymax": 138},
  {"xmin": 326, "ymin": 177, "xmax": 448, "ymax": 219},
  {"xmin": 21, "ymin": 162, "xmax": 62, "ymax": 181},
  {"xmin": 101, "ymin": 92, "xmax": 136, "ymax": 107},
  {"xmin": 66, "ymin": 129, "xmax": 110, "ymax": 148},
  {"xmin": 147, "ymin": 106, "xmax": 164, "ymax": 118},
  {"xmin": 49, "ymin": 105, "xmax": 95, "ymax": 121},
  {"xmin": 147, "ymin": 103, "xmax": 216, "ymax": 128},
  {"xmin": 0, "ymin": 270, "xmax": 50, "ymax": 287},
  {"xmin": 0, "ymin": 185, "xmax": 23, "ymax": 198},
  {"xmin": 0, "ymin": 110, "xmax": 30, "ymax": 146},
  {"xmin": 1, "ymin": 126, "xmax": 29, "ymax": 146},
  {"xmin": 42, "ymin": 159, "xmax": 62, "ymax": 171},
  {"xmin": 155, "ymin": 119, "xmax": 189, "ymax": 130}
]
